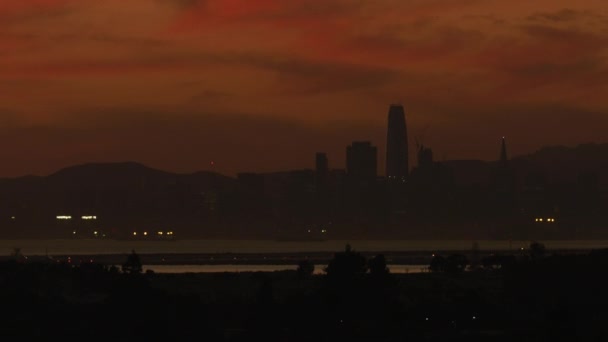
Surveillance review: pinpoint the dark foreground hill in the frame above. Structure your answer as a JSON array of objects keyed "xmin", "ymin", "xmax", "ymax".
[{"xmin": 2, "ymin": 246, "xmax": 608, "ymax": 341}]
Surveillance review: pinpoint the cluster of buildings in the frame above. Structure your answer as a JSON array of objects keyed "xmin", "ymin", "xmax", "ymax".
[
  {"xmin": 230, "ymin": 103, "xmax": 530, "ymax": 239},
  {"xmin": 2, "ymin": 103, "xmax": 606, "ymax": 240},
  {"xmin": 232, "ymin": 103, "xmax": 608, "ymax": 239},
  {"xmin": 313, "ymin": 104, "xmax": 410, "ymax": 188}
]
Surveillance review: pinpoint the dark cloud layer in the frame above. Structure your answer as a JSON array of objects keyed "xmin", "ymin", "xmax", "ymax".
[{"xmin": 0, "ymin": 1, "xmax": 607, "ymax": 177}]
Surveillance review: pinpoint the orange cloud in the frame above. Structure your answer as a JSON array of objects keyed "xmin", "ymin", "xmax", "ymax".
[{"xmin": 0, "ymin": 1, "xmax": 607, "ymax": 176}]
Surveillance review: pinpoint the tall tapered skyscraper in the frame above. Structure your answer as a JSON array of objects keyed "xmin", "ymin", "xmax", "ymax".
[
  {"xmin": 386, "ymin": 104, "xmax": 408, "ymax": 180},
  {"xmin": 500, "ymin": 136, "xmax": 508, "ymax": 166}
]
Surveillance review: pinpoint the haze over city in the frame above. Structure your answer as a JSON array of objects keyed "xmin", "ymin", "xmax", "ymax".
[
  {"xmin": 3, "ymin": 1, "xmax": 608, "ymax": 340},
  {"xmin": 1, "ymin": 0, "xmax": 607, "ymax": 178}
]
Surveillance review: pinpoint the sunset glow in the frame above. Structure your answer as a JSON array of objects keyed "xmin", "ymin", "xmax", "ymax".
[{"xmin": 1, "ymin": 0, "xmax": 607, "ymax": 176}]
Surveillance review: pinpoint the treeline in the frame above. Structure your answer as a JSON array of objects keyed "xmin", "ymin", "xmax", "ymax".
[{"xmin": 1, "ymin": 245, "xmax": 608, "ymax": 340}]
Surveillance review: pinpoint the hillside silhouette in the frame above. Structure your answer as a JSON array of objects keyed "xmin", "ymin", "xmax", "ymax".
[
  {"xmin": 0, "ymin": 143, "xmax": 606, "ymax": 239},
  {"xmin": 511, "ymin": 143, "xmax": 608, "ymax": 188},
  {"xmin": 0, "ymin": 162, "xmax": 236, "ymax": 238}
]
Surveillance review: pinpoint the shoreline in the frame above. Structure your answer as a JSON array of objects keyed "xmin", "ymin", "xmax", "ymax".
[{"xmin": 2, "ymin": 247, "xmax": 597, "ymax": 266}]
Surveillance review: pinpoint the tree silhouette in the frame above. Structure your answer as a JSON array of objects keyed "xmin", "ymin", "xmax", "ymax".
[
  {"xmin": 320, "ymin": 244, "xmax": 370, "ymax": 338},
  {"xmin": 9, "ymin": 247, "xmax": 26, "ymax": 263},
  {"xmin": 122, "ymin": 249, "xmax": 143, "ymax": 274},
  {"xmin": 369, "ymin": 254, "xmax": 389, "ymax": 277},
  {"xmin": 324, "ymin": 244, "xmax": 367, "ymax": 281},
  {"xmin": 429, "ymin": 253, "xmax": 469, "ymax": 274},
  {"xmin": 296, "ymin": 259, "xmax": 315, "ymax": 278},
  {"xmin": 529, "ymin": 241, "xmax": 546, "ymax": 260},
  {"xmin": 367, "ymin": 253, "xmax": 397, "ymax": 305},
  {"xmin": 429, "ymin": 254, "xmax": 447, "ymax": 273},
  {"xmin": 446, "ymin": 254, "xmax": 469, "ymax": 274}
]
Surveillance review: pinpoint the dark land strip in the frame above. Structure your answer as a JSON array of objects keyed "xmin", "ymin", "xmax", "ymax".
[{"xmin": 1, "ymin": 247, "xmax": 594, "ymax": 266}]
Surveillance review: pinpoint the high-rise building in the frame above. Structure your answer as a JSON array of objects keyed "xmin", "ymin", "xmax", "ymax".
[
  {"xmin": 386, "ymin": 104, "xmax": 409, "ymax": 181},
  {"xmin": 315, "ymin": 153, "xmax": 328, "ymax": 176},
  {"xmin": 346, "ymin": 141, "xmax": 377, "ymax": 185},
  {"xmin": 495, "ymin": 136, "xmax": 514, "ymax": 195},
  {"xmin": 315, "ymin": 152, "xmax": 329, "ymax": 189},
  {"xmin": 500, "ymin": 136, "xmax": 508, "ymax": 166}
]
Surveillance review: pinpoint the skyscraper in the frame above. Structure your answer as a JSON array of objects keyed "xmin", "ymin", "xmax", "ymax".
[
  {"xmin": 495, "ymin": 136, "xmax": 514, "ymax": 195},
  {"xmin": 500, "ymin": 136, "xmax": 508, "ymax": 166},
  {"xmin": 346, "ymin": 141, "xmax": 377, "ymax": 185},
  {"xmin": 386, "ymin": 104, "xmax": 409, "ymax": 180},
  {"xmin": 315, "ymin": 152, "xmax": 329, "ymax": 189}
]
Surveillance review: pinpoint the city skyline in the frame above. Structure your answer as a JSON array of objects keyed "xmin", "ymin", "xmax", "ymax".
[
  {"xmin": 1, "ymin": 1, "xmax": 607, "ymax": 177},
  {"xmin": 0, "ymin": 133, "xmax": 599, "ymax": 181},
  {"xmin": 2, "ymin": 2, "xmax": 608, "ymax": 339},
  {"xmin": 0, "ymin": 119, "xmax": 563, "ymax": 180},
  {"xmin": 0, "ymin": 127, "xmax": 600, "ymax": 180}
]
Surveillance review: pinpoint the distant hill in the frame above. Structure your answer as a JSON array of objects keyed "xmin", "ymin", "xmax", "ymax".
[
  {"xmin": 511, "ymin": 143, "xmax": 608, "ymax": 187},
  {"xmin": 1, "ymin": 143, "xmax": 607, "ymax": 239},
  {"xmin": 435, "ymin": 143, "xmax": 608, "ymax": 189},
  {"xmin": 42, "ymin": 161, "xmax": 235, "ymax": 193},
  {"xmin": 0, "ymin": 162, "xmax": 236, "ymax": 238}
]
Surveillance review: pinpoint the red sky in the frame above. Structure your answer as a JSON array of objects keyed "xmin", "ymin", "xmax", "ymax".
[{"xmin": 1, "ymin": 0, "xmax": 607, "ymax": 177}]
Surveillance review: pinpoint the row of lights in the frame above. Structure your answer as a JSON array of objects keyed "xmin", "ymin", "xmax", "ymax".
[
  {"xmin": 9, "ymin": 216, "xmax": 96, "ymax": 220},
  {"xmin": 72, "ymin": 230, "xmax": 106, "ymax": 237},
  {"xmin": 133, "ymin": 231, "xmax": 174, "ymax": 236},
  {"xmin": 535, "ymin": 218, "xmax": 556, "ymax": 222},
  {"xmin": 57, "ymin": 215, "xmax": 98, "ymax": 220}
]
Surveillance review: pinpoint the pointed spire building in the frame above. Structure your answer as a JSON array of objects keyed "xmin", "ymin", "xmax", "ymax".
[
  {"xmin": 386, "ymin": 104, "xmax": 409, "ymax": 181},
  {"xmin": 500, "ymin": 136, "xmax": 508, "ymax": 166}
]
